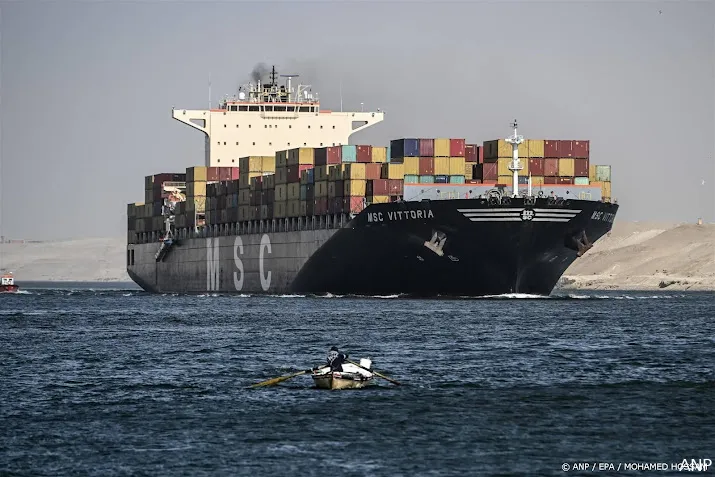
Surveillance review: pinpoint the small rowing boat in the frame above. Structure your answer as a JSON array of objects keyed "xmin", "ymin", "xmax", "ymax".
[{"xmin": 311, "ymin": 358, "xmax": 375, "ymax": 390}]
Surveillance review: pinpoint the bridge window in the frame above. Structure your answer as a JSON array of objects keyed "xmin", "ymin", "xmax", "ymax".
[
  {"xmin": 249, "ymin": 106, "xmax": 259, "ymax": 112},
  {"xmin": 275, "ymin": 106, "xmax": 286, "ymax": 112},
  {"xmin": 299, "ymin": 107, "xmax": 309, "ymax": 112},
  {"xmin": 230, "ymin": 105, "xmax": 237, "ymax": 111},
  {"xmin": 265, "ymin": 106, "xmax": 273, "ymax": 112}
]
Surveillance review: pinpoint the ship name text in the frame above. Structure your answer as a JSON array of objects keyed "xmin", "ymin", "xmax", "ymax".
[
  {"xmin": 206, "ymin": 235, "xmax": 272, "ymax": 292},
  {"xmin": 591, "ymin": 211, "xmax": 616, "ymax": 223},
  {"xmin": 367, "ymin": 209, "xmax": 434, "ymax": 223}
]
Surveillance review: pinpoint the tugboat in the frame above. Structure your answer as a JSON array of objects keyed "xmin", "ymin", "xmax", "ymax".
[{"xmin": 0, "ymin": 272, "xmax": 19, "ymax": 293}]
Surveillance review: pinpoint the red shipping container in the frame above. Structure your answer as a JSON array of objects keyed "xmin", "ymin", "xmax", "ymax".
[
  {"xmin": 326, "ymin": 146, "xmax": 342, "ymax": 164},
  {"xmin": 343, "ymin": 196, "xmax": 366, "ymax": 214},
  {"xmin": 544, "ymin": 176, "xmax": 558, "ymax": 184},
  {"xmin": 314, "ymin": 147, "xmax": 327, "ymax": 166},
  {"xmin": 370, "ymin": 179, "xmax": 390, "ymax": 196},
  {"xmin": 356, "ymin": 145, "xmax": 372, "ymax": 163},
  {"xmin": 287, "ymin": 164, "xmax": 313, "ymax": 183},
  {"xmin": 465, "ymin": 144, "xmax": 477, "ymax": 163},
  {"xmin": 482, "ymin": 162, "xmax": 498, "ymax": 181},
  {"xmin": 419, "ymin": 138, "xmax": 434, "ymax": 157},
  {"xmin": 559, "ymin": 140, "xmax": 574, "ymax": 158},
  {"xmin": 329, "ymin": 197, "xmax": 343, "ymax": 214},
  {"xmin": 544, "ymin": 140, "xmax": 559, "ymax": 158},
  {"xmin": 231, "ymin": 168, "xmax": 240, "ymax": 180},
  {"xmin": 206, "ymin": 167, "xmax": 220, "ymax": 182},
  {"xmin": 573, "ymin": 158, "xmax": 589, "ymax": 177},
  {"xmin": 450, "ymin": 138, "xmax": 466, "ymax": 157},
  {"xmin": 419, "ymin": 157, "xmax": 435, "ymax": 176},
  {"xmin": 315, "ymin": 198, "xmax": 328, "ymax": 215},
  {"xmin": 365, "ymin": 163, "xmax": 382, "ymax": 180},
  {"xmin": 529, "ymin": 158, "xmax": 545, "ymax": 176},
  {"xmin": 572, "ymin": 140, "xmax": 590, "ymax": 159},
  {"xmin": 544, "ymin": 158, "xmax": 559, "ymax": 176},
  {"xmin": 477, "ymin": 145, "xmax": 484, "ymax": 164},
  {"xmin": 219, "ymin": 167, "xmax": 233, "ymax": 181},
  {"xmin": 558, "ymin": 177, "xmax": 574, "ymax": 184},
  {"xmin": 388, "ymin": 179, "xmax": 404, "ymax": 195}
]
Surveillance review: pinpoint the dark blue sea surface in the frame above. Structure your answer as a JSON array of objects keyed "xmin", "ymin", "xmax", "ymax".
[{"xmin": 1, "ymin": 285, "xmax": 714, "ymax": 476}]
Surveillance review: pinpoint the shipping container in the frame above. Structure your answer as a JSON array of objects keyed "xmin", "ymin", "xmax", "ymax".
[
  {"xmin": 341, "ymin": 145, "xmax": 357, "ymax": 162},
  {"xmin": 240, "ymin": 156, "xmax": 274, "ymax": 173},
  {"xmin": 449, "ymin": 157, "xmax": 466, "ymax": 176},
  {"xmin": 356, "ymin": 145, "xmax": 372, "ymax": 163},
  {"xmin": 404, "ymin": 174, "xmax": 419, "ymax": 184},
  {"xmin": 574, "ymin": 158, "xmax": 589, "ymax": 177},
  {"xmin": 287, "ymin": 183, "xmax": 300, "ymax": 201},
  {"xmin": 275, "ymin": 184, "xmax": 287, "ymax": 202},
  {"xmin": 527, "ymin": 139, "xmax": 545, "ymax": 158},
  {"xmin": 595, "ymin": 165, "xmax": 611, "ymax": 182},
  {"xmin": 558, "ymin": 177, "xmax": 574, "ymax": 185},
  {"xmin": 602, "ymin": 181, "xmax": 611, "ymax": 199},
  {"xmin": 381, "ymin": 163, "xmax": 405, "ymax": 180},
  {"xmin": 301, "ymin": 168, "xmax": 315, "ymax": 185},
  {"xmin": 327, "ymin": 146, "xmax": 342, "ymax": 164},
  {"xmin": 343, "ymin": 163, "xmax": 366, "ymax": 180},
  {"xmin": 482, "ymin": 162, "xmax": 498, "ymax": 181},
  {"xmin": 573, "ymin": 140, "xmax": 589, "ymax": 158},
  {"xmin": 364, "ymin": 163, "xmax": 382, "ymax": 180},
  {"xmin": 391, "ymin": 138, "xmax": 420, "ymax": 158},
  {"xmin": 574, "ymin": 177, "xmax": 589, "ymax": 185},
  {"xmin": 288, "ymin": 147, "xmax": 315, "ymax": 166},
  {"xmin": 207, "ymin": 167, "xmax": 220, "ymax": 182},
  {"xmin": 465, "ymin": 144, "xmax": 477, "ymax": 163},
  {"xmin": 434, "ymin": 157, "xmax": 450, "ymax": 176},
  {"xmin": 531, "ymin": 176, "xmax": 545, "ymax": 185},
  {"xmin": 187, "ymin": 181, "xmax": 207, "ymax": 197},
  {"xmin": 435, "ymin": 175, "xmax": 449, "ymax": 184},
  {"xmin": 544, "ymin": 176, "xmax": 558, "ymax": 185},
  {"xmin": 558, "ymin": 158, "xmax": 575, "ymax": 177},
  {"xmin": 276, "ymin": 150, "xmax": 289, "ymax": 168},
  {"xmin": 344, "ymin": 179, "xmax": 367, "ymax": 196},
  {"xmin": 483, "ymin": 139, "xmax": 513, "ymax": 159},
  {"xmin": 187, "ymin": 166, "xmax": 208, "ymax": 182},
  {"xmin": 544, "ymin": 158, "xmax": 559, "ymax": 176},
  {"xmin": 529, "ymin": 158, "xmax": 544, "ymax": 176},
  {"xmin": 434, "ymin": 138, "xmax": 450, "ymax": 157},
  {"xmin": 329, "ymin": 197, "xmax": 343, "ymax": 214},
  {"xmin": 315, "ymin": 197, "xmax": 329, "ymax": 215},
  {"xmin": 419, "ymin": 175, "xmax": 434, "ymax": 183},
  {"xmin": 419, "ymin": 157, "xmax": 435, "ymax": 176},
  {"xmin": 518, "ymin": 176, "xmax": 529, "ymax": 185},
  {"xmin": 371, "ymin": 146, "xmax": 387, "ymax": 163},
  {"xmin": 464, "ymin": 163, "xmax": 474, "ymax": 180},
  {"xmin": 401, "ymin": 157, "xmax": 420, "ymax": 176},
  {"xmin": 274, "ymin": 201, "xmax": 287, "ymax": 219},
  {"xmin": 300, "ymin": 200, "xmax": 307, "ymax": 217},
  {"xmin": 558, "ymin": 140, "xmax": 573, "ymax": 158},
  {"xmin": 419, "ymin": 138, "xmax": 434, "ymax": 157},
  {"xmin": 343, "ymin": 196, "xmax": 366, "ymax": 214},
  {"xmin": 370, "ymin": 195, "xmax": 390, "ymax": 204},
  {"xmin": 287, "ymin": 164, "xmax": 313, "ymax": 183},
  {"xmin": 314, "ymin": 147, "xmax": 327, "ymax": 166},
  {"xmin": 287, "ymin": 200, "xmax": 301, "ymax": 218},
  {"xmin": 450, "ymin": 139, "xmax": 466, "ymax": 157},
  {"xmin": 477, "ymin": 145, "xmax": 484, "ymax": 164},
  {"xmin": 544, "ymin": 140, "xmax": 559, "ymax": 158},
  {"xmin": 388, "ymin": 179, "xmax": 404, "ymax": 195},
  {"xmin": 497, "ymin": 158, "xmax": 511, "ymax": 177},
  {"xmin": 497, "ymin": 175, "xmax": 513, "ymax": 185},
  {"xmin": 449, "ymin": 175, "xmax": 465, "ymax": 184}
]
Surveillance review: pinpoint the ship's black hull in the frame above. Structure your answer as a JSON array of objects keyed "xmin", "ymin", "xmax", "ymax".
[{"xmin": 127, "ymin": 197, "xmax": 618, "ymax": 296}]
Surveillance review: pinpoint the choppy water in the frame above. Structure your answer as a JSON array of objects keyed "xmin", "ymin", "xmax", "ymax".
[{"xmin": 1, "ymin": 284, "xmax": 714, "ymax": 476}]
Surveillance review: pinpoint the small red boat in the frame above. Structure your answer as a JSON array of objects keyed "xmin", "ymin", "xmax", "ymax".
[{"xmin": 1, "ymin": 272, "xmax": 19, "ymax": 293}]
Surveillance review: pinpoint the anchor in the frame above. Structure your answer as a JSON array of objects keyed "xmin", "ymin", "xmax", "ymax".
[
  {"xmin": 423, "ymin": 230, "xmax": 447, "ymax": 257},
  {"xmin": 573, "ymin": 229, "xmax": 593, "ymax": 257}
]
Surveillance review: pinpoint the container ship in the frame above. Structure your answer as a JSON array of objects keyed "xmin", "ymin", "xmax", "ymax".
[{"xmin": 126, "ymin": 66, "xmax": 618, "ymax": 296}]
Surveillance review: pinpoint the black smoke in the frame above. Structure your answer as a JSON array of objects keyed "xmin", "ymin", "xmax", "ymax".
[{"xmin": 251, "ymin": 63, "xmax": 269, "ymax": 84}]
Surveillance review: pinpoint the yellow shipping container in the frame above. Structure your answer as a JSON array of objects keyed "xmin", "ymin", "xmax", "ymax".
[
  {"xmin": 381, "ymin": 163, "xmax": 405, "ymax": 180},
  {"xmin": 371, "ymin": 195, "xmax": 390, "ymax": 204},
  {"xmin": 287, "ymin": 182, "xmax": 300, "ymax": 201},
  {"xmin": 497, "ymin": 158, "xmax": 511, "ymax": 176},
  {"xmin": 526, "ymin": 139, "xmax": 545, "ymax": 158},
  {"xmin": 344, "ymin": 179, "xmax": 367, "ymax": 197},
  {"xmin": 287, "ymin": 200, "xmax": 301, "ymax": 218},
  {"xmin": 602, "ymin": 181, "xmax": 612, "ymax": 199},
  {"xmin": 187, "ymin": 166, "xmax": 208, "ymax": 182},
  {"xmin": 558, "ymin": 158, "xmax": 575, "ymax": 177},
  {"xmin": 274, "ymin": 201, "xmax": 287, "ymax": 219},
  {"xmin": 371, "ymin": 146, "xmax": 387, "ymax": 163},
  {"xmin": 288, "ymin": 147, "xmax": 314, "ymax": 165},
  {"xmin": 531, "ymin": 176, "xmax": 545, "ymax": 185},
  {"xmin": 239, "ymin": 156, "xmax": 275, "ymax": 173},
  {"xmin": 449, "ymin": 157, "xmax": 465, "ymax": 176},
  {"xmin": 497, "ymin": 175, "xmax": 513, "ymax": 185},
  {"xmin": 464, "ymin": 163, "xmax": 475, "ymax": 180},
  {"xmin": 186, "ymin": 197, "xmax": 206, "ymax": 212},
  {"xmin": 315, "ymin": 181, "xmax": 329, "ymax": 198},
  {"xmin": 403, "ymin": 157, "xmax": 420, "ymax": 176},
  {"xmin": 433, "ymin": 157, "xmax": 450, "ymax": 176},
  {"xmin": 589, "ymin": 165, "xmax": 597, "ymax": 182},
  {"xmin": 343, "ymin": 163, "xmax": 367, "ymax": 180},
  {"xmin": 434, "ymin": 138, "xmax": 450, "ymax": 157},
  {"xmin": 275, "ymin": 184, "xmax": 287, "ymax": 202},
  {"xmin": 188, "ymin": 181, "xmax": 207, "ymax": 197}
]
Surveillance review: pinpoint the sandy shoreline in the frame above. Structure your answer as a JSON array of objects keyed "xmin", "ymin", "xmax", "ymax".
[{"xmin": 2, "ymin": 221, "xmax": 713, "ymax": 291}]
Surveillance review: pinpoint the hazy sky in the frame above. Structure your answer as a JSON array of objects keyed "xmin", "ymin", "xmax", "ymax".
[{"xmin": 1, "ymin": 1, "xmax": 713, "ymax": 240}]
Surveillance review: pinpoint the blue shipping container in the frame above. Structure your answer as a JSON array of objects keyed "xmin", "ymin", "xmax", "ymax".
[
  {"xmin": 574, "ymin": 177, "xmax": 589, "ymax": 185},
  {"xmin": 390, "ymin": 138, "xmax": 420, "ymax": 158},
  {"xmin": 305, "ymin": 168, "xmax": 315, "ymax": 184},
  {"xmin": 386, "ymin": 145, "xmax": 391, "ymax": 163},
  {"xmin": 404, "ymin": 174, "xmax": 419, "ymax": 184},
  {"xmin": 435, "ymin": 175, "xmax": 449, "ymax": 183},
  {"xmin": 300, "ymin": 184, "xmax": 307, "ymax": 201},
  {"xmin": 419, "ymin": 175, "xmax": 434, "ymax": 183},
  {"xmin": 449, "ymin": 175, "xmax": 466, "ymax": 184},
  {"xmin": 342, "ymin": 145, "xmax": 357, "ymax": 162}
]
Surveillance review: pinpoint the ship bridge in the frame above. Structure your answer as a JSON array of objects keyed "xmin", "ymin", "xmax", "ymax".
[{"xmin": 172, "ymin": 65, "xmax": 385, "ymax": 167}]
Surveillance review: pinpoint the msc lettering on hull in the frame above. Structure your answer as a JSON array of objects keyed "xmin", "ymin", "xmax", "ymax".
[
  {"xmin": 591, "ymin": 211, "xmax": 616, "ymax": 223},
  {"xmin": 206, "ymin": 235, "xmax": 272, "ymax": 292},
  {"xmin": 367, "ymin": 209, "xmax": 434, "ymax": 223}
]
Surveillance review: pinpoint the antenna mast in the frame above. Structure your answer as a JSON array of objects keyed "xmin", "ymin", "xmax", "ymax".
[
  {"xmin": 505, "ymin": 119, "xmax": 524, "ymax": 198},
  {"xmin": 279, "ymin": 72, "xmax": 299, "ymax": 103}
]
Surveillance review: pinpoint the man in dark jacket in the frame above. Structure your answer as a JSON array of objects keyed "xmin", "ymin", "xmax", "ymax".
[{"xmin": 326, "ymin": 346, "xmax": 348, "ymax": 372}]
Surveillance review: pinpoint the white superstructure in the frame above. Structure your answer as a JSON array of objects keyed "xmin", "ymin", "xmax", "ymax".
[{"xmin": 172, "ymin": 66, "xmax": 385, "ymax": 167}]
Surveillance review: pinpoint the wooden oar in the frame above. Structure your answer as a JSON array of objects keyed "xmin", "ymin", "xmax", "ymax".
[
  {"xmin": 347, "ymin": 359, "xmax": 401, "ymax": 386},
  {"xmin": 248, "ymin": 369, "xmax": 312, "ymax": 388}
]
